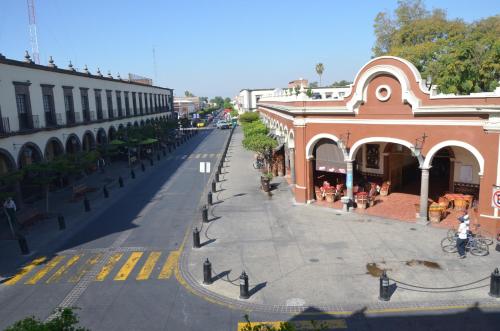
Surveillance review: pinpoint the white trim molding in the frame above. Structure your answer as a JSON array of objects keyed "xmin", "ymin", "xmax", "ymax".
[
  {"xmin": 423, "ymin": 140, "xmax": 485, "ymax": 175},
  {"xmin": 305, "ymin": 133, "xmax": 347, "ymax": 159},
  {"xmin": 376, "ymin": 84, "xmax": 392, "ymax": 102},
  {"xmin": 348, "ymin": 137, "xmax": 421, "ymax": 165}
]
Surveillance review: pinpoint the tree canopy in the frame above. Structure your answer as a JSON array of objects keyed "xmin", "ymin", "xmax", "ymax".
[
  {"xmin": 372, "ymin": 0, "xmax": 500, "ymax": 94},
  {"xmin": 184, "ymin": 91, "xmax": 195, "ymax": 97}
]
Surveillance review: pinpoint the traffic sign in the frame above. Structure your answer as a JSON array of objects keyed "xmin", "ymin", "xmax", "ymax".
[{"xmin": 492, "ymin": 186, "xmax": 500, "ymax": 209}]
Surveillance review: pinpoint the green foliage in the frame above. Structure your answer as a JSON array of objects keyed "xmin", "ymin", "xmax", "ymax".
[
  {"xmin": 5, "ymin": 307, "xmax": 89, "ymax": 331},
  {"xmin": 239, "ymin": 112, "xmax": 260, "ymax": 124},
  {"xmin": 315, "ymin": 63, "xmax": 325, "ymax": 86},
  {"xmin": 372, "ymin": 0, "xmax": 500, "ymax": 94},
  {"xmin": 242, "ymin": 121, "xmax": 268, "ymax": 136},
  {"xmin": 330, "ymin": 80, "xmax": 352, "ymax": 87},
  {"xmin": 308, "ymin": 81, "xmax": 318, "ymax": 88},
  {"xmin": 306, "ymin": 87, "xmax": 313, "ymax": 97},
  {"xmin": 184, "ymin": 90, "xmax": 194, "ymax": 97},
  {"xmin": 242, "ymin": 133, "xmax": 277, "ymax": 154},
  {"xmin": 210, "ymin": 96, "xmax": 225, "ymax": 109},
  {"xmin": 239, "ymin": 314, "xmax": 328, "ymax": 331}
]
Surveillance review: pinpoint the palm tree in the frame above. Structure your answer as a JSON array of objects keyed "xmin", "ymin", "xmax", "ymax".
[{"xmin": 315, "ymin": 63, "xmax": 324, "ymax": 87}]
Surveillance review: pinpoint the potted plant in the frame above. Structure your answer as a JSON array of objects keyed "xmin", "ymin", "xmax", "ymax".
[{"xmin": 261, "ymin": 172, "xmax": 273, "ymax": 192}]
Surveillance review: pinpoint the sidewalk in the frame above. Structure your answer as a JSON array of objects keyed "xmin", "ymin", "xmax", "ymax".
[
  {"xmin": 0, "ymin": 132, "xmax": 199, "ymax": 278},
  {"xmin": 182, "ymin": 128, "xmax": 500, "ymax": 313}
]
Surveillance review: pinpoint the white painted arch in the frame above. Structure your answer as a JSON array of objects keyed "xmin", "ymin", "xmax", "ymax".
[
  {"xmin": 423, "ymin": 140, "xmax": 485, "ymax": 175},
  {"xmin": 288, "ymin": 130, "xmax": 295, "ymax": 149},
  {"xmin": 306, "ymin": 133, "xmax": 346, "ymax": 159},
  {"xmin": 348, "ymin": 137, "xmax": 422, "ymax": 165}
]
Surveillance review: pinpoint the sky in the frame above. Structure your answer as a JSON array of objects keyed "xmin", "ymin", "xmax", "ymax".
[{"xmin": 0, "ymin": 0, "xmax": 498, "ymax": 98}]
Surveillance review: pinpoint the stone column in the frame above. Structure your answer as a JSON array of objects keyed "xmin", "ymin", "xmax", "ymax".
[
  {"xmin": 346, "ymin": 160, "xmax": 354, "ymax": 201},
  {"xmin": 290, "ymin": 147, "xmax": 296, "ymax": 185},
  {"xmin": 418, "ymin": 167, "xmax": 430, "ymax": 224}
]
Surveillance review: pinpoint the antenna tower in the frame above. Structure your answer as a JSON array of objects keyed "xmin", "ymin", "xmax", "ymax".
[
  {"xmin": 27, "ymin": 0, "xmax": 40, "ymax": 64},
  {"xmin": 152, "ymin": 46, "xmax": 158, "ymax": 83}
]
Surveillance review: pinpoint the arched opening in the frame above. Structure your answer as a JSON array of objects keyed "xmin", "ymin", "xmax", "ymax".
[
  {"xmin": 427, "ymin": 145, "xmax": 482, "ymax": 220},
  {"xmin": 0, "ymin": 149, "xmax": 15, "ymax": 176},
  {"xmin": 45, "ymin": 138, "xmax": 64, "ymax": 161},
  {"xmin": 133, "ymin": 121, "xmax": 139, "ymax": 127},
  {"xmin": 381, "ymin": 143, "xmax": 421, "ymax": 194},
  {"xmin": 18, "ymin": 142, "xmax": 44, "ymax": 201},
  {"xmin": 96, "ymin": 128, "xmax": 107, "ymax": 145},
  {"xmin": 310, "ymin": 138, "xmax": 347, "ymax": 201},
  {"xmin": 140, "ymin": 120, "xmax": 145, "ymax": 126},
  {"xmin": 108, "ymin": 126, "xmax": 117, "ymax": 141},
  {"xmin": 82, "ymin": 131, "xmax": 96, "ymax": 152},
  {"xmin": 0, "ymin": 149, "xmax": 17, "ymax": 205},
  {"xmin": 65, "ymin": 134, "xmax": 81, "ymax": 154}
]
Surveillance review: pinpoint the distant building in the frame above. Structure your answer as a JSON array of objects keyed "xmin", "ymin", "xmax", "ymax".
[
  {"xmin": 173, "ymin": 98, "xmax": 197, "ymax": 118},
  {"xmin": 288, "ymin": 78, "xmax": 308, "ymax": 88}
]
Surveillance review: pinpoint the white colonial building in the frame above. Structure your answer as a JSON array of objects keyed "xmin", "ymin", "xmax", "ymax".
[{"xmin": 0, "ymin": 51, "xmax": 173, "ymax": 175}]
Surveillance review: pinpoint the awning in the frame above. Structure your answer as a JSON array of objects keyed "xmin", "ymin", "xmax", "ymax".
[{"xmin": 315, "ymin": 140, "xmax": 347, "ymax": 174}]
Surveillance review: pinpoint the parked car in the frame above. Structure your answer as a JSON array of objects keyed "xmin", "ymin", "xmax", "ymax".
[{"xmin": 216, "ymin": 120, "xmax": 230, "ymax": 129}]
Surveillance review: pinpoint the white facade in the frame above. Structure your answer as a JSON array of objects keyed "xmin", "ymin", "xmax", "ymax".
[
  {"xmin": 236, "ymin": 88, "xmax": 275, "ymax": 113},
  {"xmin": 173, "ymin": 99, "xmax": 197, "ymax": 118},
  {"xmin": 0, "ymin": 53, "xmax": 173, "ymax": 170}
]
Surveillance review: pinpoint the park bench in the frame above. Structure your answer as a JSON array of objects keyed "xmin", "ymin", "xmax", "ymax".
[
  {"xmin": 72, "ymin": 183, "xmax": 89, "ymax": 199},
  {"xmin": 16, "ymin": 207, "xmax": 46, "ymax": 227}
]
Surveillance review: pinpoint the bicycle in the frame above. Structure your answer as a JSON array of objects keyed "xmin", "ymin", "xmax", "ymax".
[
  {"xmin": 252, "ymin": 156, "xmax": 264, "ymax": 169},
  {"xmin": 441, "ymin": 232, "xmax": 489, "ymax": 256},
  {"xmin": 445, "ymin": 226, "xmax": 493, "ymax": 246}
]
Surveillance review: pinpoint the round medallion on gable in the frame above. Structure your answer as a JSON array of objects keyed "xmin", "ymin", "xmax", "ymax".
[{"xmin": 375, "ymin": 85, "xmax": 392, "ymax": 102}]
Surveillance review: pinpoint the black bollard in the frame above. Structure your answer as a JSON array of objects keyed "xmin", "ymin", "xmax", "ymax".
[
  {"xmin": 150, "ymin": 158, "xmax": 154, "ymax": 166},
  {"xmin": 379, "ymin": 270, "xmax": 390, "ymax": 301},
  {"xmin": 157, "ymin": 153, "xmax": 161, "ymax": 161},
  {"xmin": 131, "ymin": 169, "xmax": 136, "ymax": 179},
  {"xmin": 162, "ymin": 149, "xmax": 166, "ymax": 156},
  {"xmin": 215, "ymin": 172, "xmax": 219, "ymax": 182},
  {"xmin": 17, "ymin": 234, "xmax": 30, "ymax": 255},
  {"xmin": 193, "ymin": 227, "xmax": 201, "ymax": 248},
  {"xmin": 489, "ymin": 268, "xmax": 500, "ymax": 298},
  {"xmin": 207, "ymin": 191, "xmax": 213, "ymax": 206},
  {"xmin": 211, "ymin": 180, "xmax": 216, "ymax": 193},
  {"xmin": 57, "ymin": 214, "xmax": 66, "ymax": 230},
  {"xmin": 239, "ymin": 271, "xmax": 250, "ymax": 299},
  {"xmin": 118, "ymin": 176, "xmax": 124, "ymax": 188},
  {"xmin": 103, "ymin": 185, "xmax": 109, "ymax": 198},
  {"xmin": 141, "ymin": 163, "xmax": 146, "ymax": 172},
  {"xmin": 203, "ymin": 258, "xmax": 212, "ymax": 285},
  {"xmin": 202, "ymin": 205, "xmax": 208, "ymax": 223},
  {"xmin": 84, "ymin": 195, "xmax": 91, "ymax": 212}
]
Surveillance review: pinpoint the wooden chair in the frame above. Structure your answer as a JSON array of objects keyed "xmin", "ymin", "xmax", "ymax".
[{"xmin": 380, "ymin": 181, "xmax": 391, "ymax": 196}]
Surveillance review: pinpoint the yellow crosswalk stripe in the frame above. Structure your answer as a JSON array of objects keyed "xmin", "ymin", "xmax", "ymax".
[
  {"xmin": 95, "ymin": 253, "xmax": 123, "ymax": 281},
  {"xmin": 46, "ymin": 255, "xmax": 82, "ymax": 284},
  {"xmin": 136, "ymin": 251, "xmax": 162, "ymax": 280},
  {"xmin": 114, "ymin": 252, "xmax": 143, "ymax": 281},
  {"xmin": 237, "ymin": 319, "xmax": 347, "ymax": 330},
  {"xmin": 25, "ymin": 255, "xmax": 65, "ymax": 285},
  {"xmin": 4, "ymin": 257, "xmax": 47, "ymax": 285},
  {"xmin": 69, "ymin": 253, "xmax": 102, "ymax": 283},
  {"xmin": 158, "ymin": 251, "xmax": 179, "ymax": 279}
]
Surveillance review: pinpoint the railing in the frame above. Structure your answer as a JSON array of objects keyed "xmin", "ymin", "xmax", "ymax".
[
  {"xmin": 0, "ymin": 117, "xmax": 10, "ymax": 134},
  {"xmin": 66, "ymin": 111, "xmax": 76, "ymax": 124},
  {"xmin": 97, "ymin": 109, "xmax": 104, "ymax": 120},
  {"xmin": 56, "ymin": 113, "xmax": 63, "ymax": 125},
  {"xmin": 45, "ymin": 112, "xmax": 58, "ymax": 127},
  {"xmin": 90, "ymin": 111, "xmax": 96, "ymax": 121}
]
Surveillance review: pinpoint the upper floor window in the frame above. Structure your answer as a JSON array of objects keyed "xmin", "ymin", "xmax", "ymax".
[
  {"xmin": 116, "ymin": 91, "xmax": 122, "ymax": 116},
  {"xmin": 124, "ymin": 91, "xmax": 130, "ymax": 116}
]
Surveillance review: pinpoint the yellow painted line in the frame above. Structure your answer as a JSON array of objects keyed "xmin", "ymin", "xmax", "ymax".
[
  {"xmin": 69, "ymin": 253, "xmax": 102, "ymax": 283},
  {"xmin": 46, "ymin": 255, "xmax": 82, "ymax": 284},
  {"xmin": 136, "ymin": 251, "xmax": 162, "ymax": 280},
  {"xmin": 158, "ymin": 251, "xmax": 179, "ymax": 279},
  {"xmin": 25, "ymin": 255, "xmax": 65, "ymax": 285},
  {"xmin": 237, "ymin": 319, "xmax": 347, "ymax": 330},
  {"xmin": 114, "ymin": 252, "xmax": 143, "ymax": 281},
  {"xmin": 95, "ymin": 253, "xmax": 123, "ymax": 281},
  {"xmin": 4, "ymin": 257, "xmax": 47, "ymax": 285}
]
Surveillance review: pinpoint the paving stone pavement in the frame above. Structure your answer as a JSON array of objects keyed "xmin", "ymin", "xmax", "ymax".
[{"xmin": 182, "ymin": 127, "xmax": 500, "ymax": 313}]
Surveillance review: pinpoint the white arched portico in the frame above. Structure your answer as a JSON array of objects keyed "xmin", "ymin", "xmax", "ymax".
[
  {"xmin": 348, "ymin": 136, "xmax": 422, "ymax": 165},
  {"xmin": 423, "ymin": 140, "xmax": 484, "ymax": 175},
  {"xmin": 306, "ymin": 133, "xmax": 347, "ymax": 159}
]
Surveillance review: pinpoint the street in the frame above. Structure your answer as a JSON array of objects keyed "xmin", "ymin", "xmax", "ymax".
[{"xmin": 1, "ymin": 127, "xmax": 500, "ymax": 331}]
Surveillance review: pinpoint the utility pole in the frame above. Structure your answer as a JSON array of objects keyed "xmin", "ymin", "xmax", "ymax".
[
  {"xmin": 27, "ymin": 0, "xmax": 40, "ymax": 64},
  {"xmin": 152, "ymin": 46, "xmax": 158, "ymax": 83}
]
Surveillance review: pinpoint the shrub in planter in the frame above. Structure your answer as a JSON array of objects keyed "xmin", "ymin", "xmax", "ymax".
[{"xmin": 261, "ymin": 172, "xmax": 273, "ymax": 192}]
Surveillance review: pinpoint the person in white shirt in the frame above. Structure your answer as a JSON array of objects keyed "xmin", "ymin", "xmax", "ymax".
[{"xmin": 456, "ymin": 213, "xmax": 469, "ymax": 258}]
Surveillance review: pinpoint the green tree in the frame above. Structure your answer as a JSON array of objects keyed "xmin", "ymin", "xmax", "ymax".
[
  {"xmin": 210, "ymin": 96, "xmax": 224, "ymax": 109},
  {"xmin": 184, "ymin": 90, "xmax": 194, "ymax": 97},
  {"xmin": 330, "ymin": 80, "xmax": 352, "ymax": 87},
  {"xmin": 372, "ymin": 0, "xmax": 500, "ymax": 94},
  {"xmin": 315, "ymin": 63, "xmax": 324, "ymax": 87},
  {"xmin": 5, "ymin": 308, "xmax": 89, "ymax": 331},
  {"xmin": 308, "ymin": 81, "xmax": 318, "ymax": 88}
]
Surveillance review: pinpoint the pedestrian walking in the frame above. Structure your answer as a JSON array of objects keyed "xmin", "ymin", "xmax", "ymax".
[
  {"xmin": 456, "ymin": 213, "xmax": 469, "ymax": 259},
  {"xmin": 3, "ymin": 197, "xmax": 19, "ymax": 237}
]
